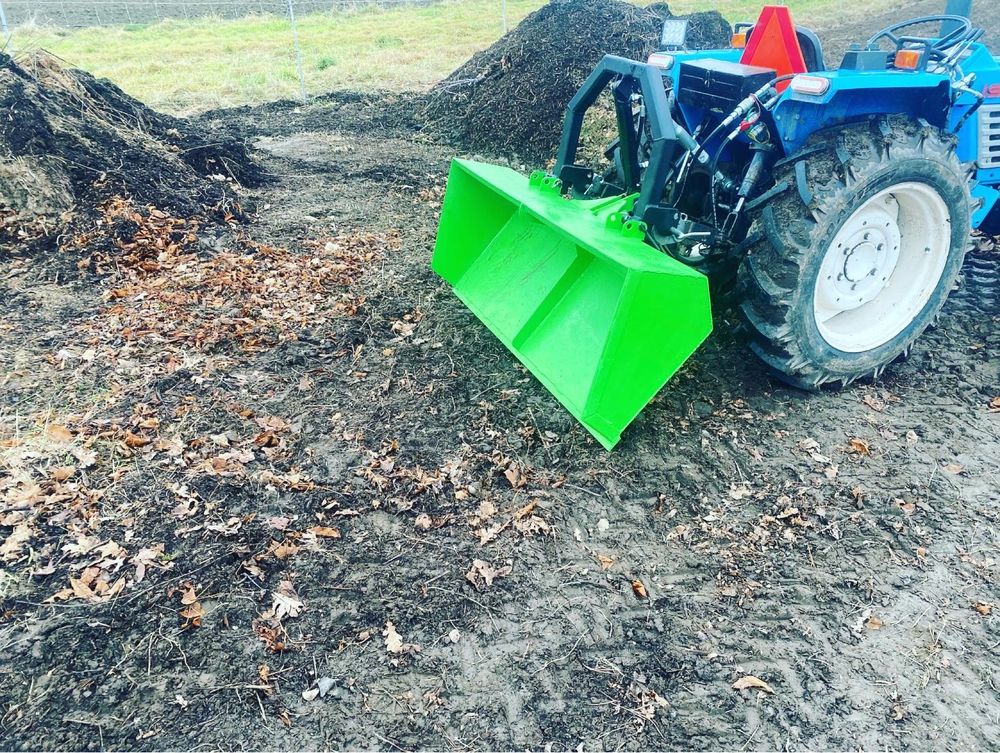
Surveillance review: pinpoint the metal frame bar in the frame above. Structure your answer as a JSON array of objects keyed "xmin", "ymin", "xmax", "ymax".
[{"xmin": 554, "ymin": 55, "xmax": 679, "ymax": 218}]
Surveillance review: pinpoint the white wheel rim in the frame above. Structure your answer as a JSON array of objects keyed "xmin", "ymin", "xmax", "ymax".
[{"xmin": 813, "ymin": 181, "xmax": 951, "ymax": 353}]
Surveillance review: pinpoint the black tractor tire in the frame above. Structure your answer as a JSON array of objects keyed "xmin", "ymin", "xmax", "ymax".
[{"xmin": 736, "ymin": 116, "xmax": 974, "ymax": 389}]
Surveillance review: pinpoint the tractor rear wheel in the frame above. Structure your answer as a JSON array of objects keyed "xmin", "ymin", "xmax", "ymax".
[{"xmin": 737, "ymin": 116, "xmax": 973, "ymax": 389}]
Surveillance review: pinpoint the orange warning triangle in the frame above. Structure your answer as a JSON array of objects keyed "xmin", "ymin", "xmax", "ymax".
[{"xmin": 740, "ymin": 5, "xmax": 807, "ymax": 91}]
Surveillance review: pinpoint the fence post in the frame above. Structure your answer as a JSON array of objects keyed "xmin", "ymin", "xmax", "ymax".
[
  {"xmin": 287, "ymin": 0, "xmax": 308, "ymax": 101},
  {"xmin": 0, "ymin": 0, "xmax": 11, "ymax": 51},
  {"xmin": 0, "ymin": 0, "xmax": 14, "ymax": 55}
]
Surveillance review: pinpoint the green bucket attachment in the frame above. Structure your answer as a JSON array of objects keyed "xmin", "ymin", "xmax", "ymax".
[{"xmin": 432, "ymin": 159, "xmax": 713, "ymax": 449}]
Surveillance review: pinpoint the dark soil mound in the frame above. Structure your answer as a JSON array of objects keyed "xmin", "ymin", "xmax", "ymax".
[
  {"xmin": 423, "ymin": 0, "xmax": 731, "ymax": 161},
  {"xmin": 0, "ymin": 53, "xmax": 265, "ymax": 236}
]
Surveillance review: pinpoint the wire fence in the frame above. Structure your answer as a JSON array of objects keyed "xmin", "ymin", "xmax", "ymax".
[
  {"xmin": 0, "ymin": 0, "xmax": 512, "ymax": 104},
  {"xmin": 1, "ymin": 0, "xmax": 440, "ymax": 28}
]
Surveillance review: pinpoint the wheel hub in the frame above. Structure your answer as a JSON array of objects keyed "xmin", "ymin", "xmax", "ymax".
[
  {"xmin": 842, "ymin": 243, "xmax": 877, "ymax": 282},
  {"xmin": 822, "ymin": 200, "xmax": 901, "ymax": 309}
]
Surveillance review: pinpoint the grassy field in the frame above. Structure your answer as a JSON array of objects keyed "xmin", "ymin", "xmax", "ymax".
[{"xmin": 16, "ymin": 0, "xmax": 903, "ymax": 113}]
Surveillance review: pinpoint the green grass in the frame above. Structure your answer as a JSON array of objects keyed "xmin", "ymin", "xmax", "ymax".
[{"xmin": 14, "ymin": 0, "xmax": 897, "ymax": 114}]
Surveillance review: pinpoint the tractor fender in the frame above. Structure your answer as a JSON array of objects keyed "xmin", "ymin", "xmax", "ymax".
[{"xmin": 770, "ymin": 73, "xmax": 953, "ymax": 157}]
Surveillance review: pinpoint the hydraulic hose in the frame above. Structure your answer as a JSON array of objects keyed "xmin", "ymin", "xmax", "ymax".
[
  {"xmin": 676, "ymin": 123, "xmax": 710, "ymax": 164},
  {"xmin": 689, "ymin": 73, "xmax": 797, "ymax": 164},
  {"xmin": 953, "ymin": 76, "xmax": 984, "ymax": 134}
]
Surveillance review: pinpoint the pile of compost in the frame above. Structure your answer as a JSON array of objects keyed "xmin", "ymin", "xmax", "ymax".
[
  {"xmin": 0, "ymin": 52, "xmax": 264, "ymax": 249},
  {"xmin": 423, "ymin": 0, "xmax": 731, "ymax": 161}
]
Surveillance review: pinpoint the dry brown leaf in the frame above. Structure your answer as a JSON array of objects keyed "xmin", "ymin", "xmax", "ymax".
[
  {"xmin": 256, "ymin": 415, "xmax": 290, "ymax": 433},
  {"xmin": 243, "ymin": 559, "xmax": 265, "ymax": 579},
  {"xmin": 70, "ymin": 576, "xmax": 97, "ymax": 601},
  {"xmin": 631, "ymin": 579, "xmax": 648, "ymax": 599},
  {"xmin": 71, "ymin": 446, "xmax": 97, "ymax": 468},
  {"xmin": 513, "ymin": 500, "xmax": 537, "ymax": 520},
  {"xmin": 847, "ymin": 438, "xmax": 870, "ymax": 455},
  {"xmin": 179, "ymin": 584, "xmax": 198, "ymax": 605},
  {"xmin": 380, "ymin": 619, "xmax": 419, "ymax": 664},
  {"xmin": 465, "ymin": 559, "xmax": 512, "ymax": 590},
  {"xmin": 865, "ymin": 615, "xmax": 883, "ymax": 630},
  {"xmin": 51, "ymin": 466, "xmax": 76, "ymax": 481},
  {"xmin": 597, "ymin": 554, "xmax": 615, "ymax": 571},
  {"xmin": 180, "ymin": 601, "xmax": 205, "ymax": 628},
  {"xmin": 106, "ymin": 576, "xmax": 127, "ymax": 599},
  {"xmin": 861, "ymin": 394, "xmax": 884, "ymax": 412},
  {"xmin": 253, "ymin": 621, "xmax": 287, "ymax": 653},
  {"xmin": 1, "ymin": 522, "xmax": 33, "ymax": 562},
  {"xmin": 270, "ymin": 540, "xmax": 299, "ymax": 560},
  {"xmin": 47, "ymin": 424, "xmax": 74, "ymax": 443},
  {"xmin": 503, "ymin": 465, "xmax": 522, "ymax": 488},
  {"xmin": 942, "ymin": 463, "xmax": 965, "ymax": 475},
  {"xmin": 308, "ymin": 525, "xmax": 341, "ymax": 539},
  {"xmin": 732, "ymin": 675, "xmax": 774, "ymax": 694},
  {"xmin": 124, "ymin": 431, "xmax": 151, "ymax": 448},
  {"xmin": 391, "ymin": 320, "xmax": 416, "ymax": 338},
  {"xmin": 131, "ymin": 544, "xmax": 167, "ymax": 583},
  {"xmin": 513, "ymin": 514, "xmax": 550, "ymax": 536},
  {"xmin": 383, "ymin": 620, "xmax": 403, "ymax": 654},
  {"xmin": 270, "ymin": 581, "xmax": 303, "ymax": 620},
  {"xmin": 266, "ymin": 516, "xmax": 291, "ymax": 531},
  {"xmin": 728, "ymin": 484, "xmax": 751, "ymax": 500},
  {"xmin": 973, "ymin": 601, "xmax": 993, "ymax": 616}
]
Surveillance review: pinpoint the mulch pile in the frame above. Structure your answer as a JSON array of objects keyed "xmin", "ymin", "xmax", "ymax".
[
  {"xmin": 422, "ymin": 0, "xmax": 731, "ymax": 161},
  {"xmin": 0, "ymin": 52, "xmax": 265, "ymax": 254}
]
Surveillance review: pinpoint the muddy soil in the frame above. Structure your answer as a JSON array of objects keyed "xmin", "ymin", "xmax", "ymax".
[
  {"xmin": 1, "ymin": 81, "xmax": 997, "ymax": 750},
  {"xmin": 3, "ymin": 1, "xmax": 1000, "ymax": 747}
]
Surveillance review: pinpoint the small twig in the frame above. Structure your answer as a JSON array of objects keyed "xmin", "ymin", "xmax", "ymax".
[
  {"xmin": 562, "ymin": 483, "xmax": 603, "ymax": 499},
  {"xmin": 741, "ymin": 722, "xmax": 762, "ymax": 751},
  {"xmin": 532, "ymin": 631, "xmax": 586, "ymax": 676},
  {"xmin": 255, "ymin": 689, "xmax": 270, "ymax": 729},
  {"xmin": 64, "ymin": 718, "xmax": 104, "ymax": 750}
]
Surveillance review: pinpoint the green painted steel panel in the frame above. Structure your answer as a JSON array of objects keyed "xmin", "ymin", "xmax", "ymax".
[{"xmin": 432, "ymin": 158, "xmax": 713, "ymax": 449}]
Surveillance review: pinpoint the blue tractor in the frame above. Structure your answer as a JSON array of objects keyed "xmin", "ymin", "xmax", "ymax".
[{"xmin": 433, "ymin": 1, "xmax": 999, "ymax": 448}]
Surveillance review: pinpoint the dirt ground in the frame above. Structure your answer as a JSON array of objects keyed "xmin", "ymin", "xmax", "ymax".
[
  {"xmin": 818, "ymin": 0, "xmax": 1000, "ymax": 63},
  {"xmin": 2, "ymin": 8, "xmax": 1000, "ymax": 753}
]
